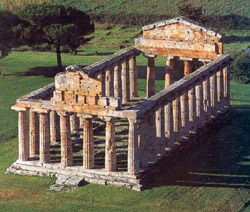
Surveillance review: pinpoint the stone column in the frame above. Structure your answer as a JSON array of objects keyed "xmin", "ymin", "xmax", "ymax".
[
  {"xmin": 195, "ymin": 82, "xmax": 204, "ymax": 128},
  {"xmin": 38, "ymin": 109, "xmax": 50, "ymax": 163},
  {"xmin": 146, "ymin": 54, "xmax": 156, "ymax": 98},
  {"xmin": 99, "ymin": 72, "xmax": 106, "ymax": 97},
  {"xmin": 58, "ymin": 111, "xmax": 73, "ymax": 167},
  {"xmin": 78, "ymin": 114, "xmax": 94, "ymax": 169},
  {"xmin": 217, "ymin": 69, "xmax": 224, "ymax": 110},
  {"xmin": 114, "ymin": 64, "xmax": 122, "ymax": 99},
  {"xmin": 139, "ymin": 120, "xmax": 148, "ymax": 167},
  {"xmin": 134, "ymin": 57, "xmax": 138, "ymax": 97},
  {"xmin": 137, "ymin": 119, "xmax": 143, "ymax": 167},
  {"xmin": 173, "ymin": 96, "xmax": 180, "ymax": 142},
  {"xmin": 129, "ymin": 56, "xmax": 137, "ymax": 98},
  {"xmin": 180, "ymin": 92, "xmax": 189, "ymax": 136},
  {"xmin": 12, "ymin": 106, "xmax": 29, "ymax": 161},
  {"xmin": 126, "ymin": 60, "xmax": 130, "ymax": 101},
  {"xmin": 164, "ymin": 102, "xmax": 174, "ymax": 149},
  {"xmin": 79, "ymin": 118, "xmax": 84, "ymax": 129},
  {"xmin": 188, "ymin": 87, "xmax": 197, "ymax": 133},
  {"xmin": 155, "ymin": 107, "xmax": 165, "ymax": 156},
  {"xmin": 210, "ymin": 73, "xmax": 218, "ymax": 115},
  {"xmin": 203, "ymin": 77, "xmax": 211, "ymax": 121},
  {"xmin": 128, "ymin": 118, "xmax": 140, "ymax": 175},
  {"xmin": 104, "ymin": 117, "xmax": 116, "ymax": 172},
  {"xmin": 105, "ymin": 69, "xmax": 112, "ymax": 97},
  {"xmin": 50, "ymin": 110, "xmax": 60, "ymax": 143},
  {"xmin": 111, "ymin": 67, "xmax": 115, "ymax": 97},
  {"xmin": 29, "ymin": 109, "xmax": 39, "ymax": 157},
  {"xmin": 223, "ymin": 66, "xmax": 230, "ymax": 107},
  {"xmin": 70, "ymin": 113, "xmax": 79, "ymax": 132},
  {"xmin": 148, "ymin": 113, "xmax": 157, "ymax": 163},
  {"xmin": 165, "ymin": 56, "xmax": 174, "ymax": 88},
  {"xmin": 181, "ymin": 57, "xmax": 193, "ymax": 76},
  {"xmin": 121, "ymin": 60, "xmax": 128, "ymax": 104}
]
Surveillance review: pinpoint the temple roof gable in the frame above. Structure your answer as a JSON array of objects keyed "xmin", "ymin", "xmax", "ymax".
[{"xmin": 142, "ymin": 16, "xmax": 222, "ymax": 40}]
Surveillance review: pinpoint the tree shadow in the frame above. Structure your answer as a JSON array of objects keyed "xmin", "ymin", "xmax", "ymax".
[
  {"xmin": 221, "ymin": 35, "xmax": 250, "ymax": 44},
  {"xmin": 14, "ymin": 66, "xmax": 83, "ymax": 78},
  {"xmin": 78, "ymin": 51, "xmax": 115, "ymax": 56},
  {"xmin": 144, "ymin": 105, "xmax": 250, "ymax": 190}
]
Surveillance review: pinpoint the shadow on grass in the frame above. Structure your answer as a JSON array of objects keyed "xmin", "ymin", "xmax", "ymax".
[
  {"xmin": 78, "ymin": 51, "xmax": 115, "ymax": 56},
  {"xmin": 145, "ymin": 105, "xmax": 250, "ymax": 190},
  {"xmin": 14, "ymin": 66, "xmax": 86, "ymax": 78},
  {"xmin": 221, "ymin": 35, "xmax": 250, "ymax": 44}
]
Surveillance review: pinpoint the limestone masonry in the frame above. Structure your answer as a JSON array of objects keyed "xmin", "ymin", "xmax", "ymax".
[{"xmin": 7, "ymin": 17, "xmax": 232, "ymax": 191}]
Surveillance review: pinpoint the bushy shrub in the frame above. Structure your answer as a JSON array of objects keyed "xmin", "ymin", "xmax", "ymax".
[{"xmin": 231, "ymin": 52, "xmax": 250, "ymax": 84}]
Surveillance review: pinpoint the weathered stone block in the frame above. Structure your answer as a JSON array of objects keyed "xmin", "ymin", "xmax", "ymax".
[
  {"xmin": 64, "ymin": 91, "xmax": 75, "ymax": 103},
  {"xmin": 87, "ymin": 95, "xmax": 98, "ymax": 105},
  {"xmin": 109, "ymin": 97, "xmax": 121, "ymax": 108},
  {"xmin": 53, "ymin": 91, "xmax": 63, "ymax": 102},
  {"xmin": 100, "ymin": 97, "xmax": 108, "ymax": 106},
  {"xmin": 78, "ymin": 95, "xmax": 86, "ymax": 104}
]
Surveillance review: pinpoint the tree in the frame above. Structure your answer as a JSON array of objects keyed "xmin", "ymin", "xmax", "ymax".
[
  {"xmin": 178, "ymin": 1, "xmax": 204, "ymax": 23},
  {"xmin": 231, "ymin": 52, "xmax": 250, "ymax": 84},
  {"xmin": 0, "ymin": 11, "xmax": 20, "ymax": 58},
  {"xmin": 14, "ymin": 3, "xmax": 95, "ymax": 70}
]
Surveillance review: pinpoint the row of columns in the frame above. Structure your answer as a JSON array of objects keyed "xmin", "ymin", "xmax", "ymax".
[
  {"xmin": 136, "ymin": 65, "xmax": 230, "ymax": 168},
  {"xmin": 14, "ymin": 107, "xmax": 140, "ymax": 175},
  {"xmin": 98, "ymin": 55, "xmax": 138, "ymax": 104},
  {"xmin": 99, "ymin": 53, "xmax": 196, "ymax": 101},
  {"xmin": 146, "ymin": 55, "xmax": 195, "ymax": 99}
]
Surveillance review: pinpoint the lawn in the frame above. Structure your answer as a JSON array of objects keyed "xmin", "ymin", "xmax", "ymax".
[{"xmin": 0, "ymin": 25, "xmax": 250, "ymax": 211}]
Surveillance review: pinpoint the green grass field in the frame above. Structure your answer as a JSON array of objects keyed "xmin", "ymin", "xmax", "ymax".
[
  {"xmin": 0, "ymin": 23, "xmax": 250, "ymax": 211},
  {"xmin": 53, "ymin": 0, "xmax": 250, "ymax": 18}
]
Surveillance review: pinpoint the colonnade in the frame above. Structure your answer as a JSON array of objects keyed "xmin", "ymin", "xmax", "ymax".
[
  {"xmin": 12, "ymin": 106, "xmax": 139, "ymax": 174},
  {"xmin": 146, "ymin": 55, "xmax": 196, "ymax": 98},
  {"xmin": 135, "ymin": 65, "xmax": 230, "ymax": 170},
  {"xmin": 98, "ymin": 55, "xmax": 138, "ymax": 104}
]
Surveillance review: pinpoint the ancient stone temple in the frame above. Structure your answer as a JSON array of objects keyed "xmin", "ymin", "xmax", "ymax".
[{"xmin": 7, "ymin": 17, "xmax": 231, "ymax": 191}]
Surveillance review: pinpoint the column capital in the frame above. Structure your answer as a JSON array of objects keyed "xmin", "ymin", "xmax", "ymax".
[
  {"xmin": 121, "ymin": 59, "xmax": 128, "ymax": 66},
  {"xmin": 128, "ymin": 54, "xmax": 136, "ymax": 60},
  {"xmin": 32, "ymin": 108, "xmax": 50, "ymax": 114},
  {"xmin": 113, "ymin": 62, "xmax": 120, "ymax": 68},
  {"xmin": 11, "ymin": 105, "xmax": 29, "ymax": 112},
  {"xmin": 57, "ymin": 111, "xmax": 72, "ymax": 116},
  {"xmin": 199, "ymin": 58, "xmax": 212, "ymax": 64},
  {"xmin": 128, "ymin": 118, "xmax": 137, "ymax": 125},
  {"xmin": 166, "ymin": 56, "xmax": 174, "ymax": 60},
  {"xmin": 180, "ymin": 57, "xmax": 193, "ymax": 61},
  {"xmin": 101, "ymin": 116, "xmax": 115, "ymax": 122},
  {"xmin": 144, "ymin": 54, "xmax": 157, "ymax": 58},
  {"xmin": 77, "ymin": 113, "xmax": 96, "ymax": 120}
]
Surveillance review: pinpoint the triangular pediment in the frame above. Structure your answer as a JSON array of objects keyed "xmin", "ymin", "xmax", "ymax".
[
  {"xmin": 142, "ymin": 16, "xmax": 222, "ymax": 42},
  {"xmin": 135, "ymin": 16, "xmax": 223, "ymax": 59}
]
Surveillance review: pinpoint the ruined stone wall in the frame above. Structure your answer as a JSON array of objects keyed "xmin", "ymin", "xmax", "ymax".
[{"xmin": 53, "ymin": 71, "xmax": 102, "ymax": 106}]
